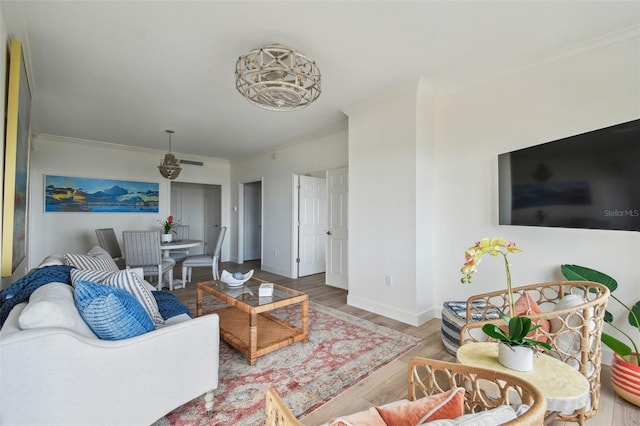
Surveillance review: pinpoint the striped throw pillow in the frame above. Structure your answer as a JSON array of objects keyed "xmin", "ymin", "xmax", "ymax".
[{"xmin": 66, "ymin": 247, "xmax": 119, "ymax": 272}]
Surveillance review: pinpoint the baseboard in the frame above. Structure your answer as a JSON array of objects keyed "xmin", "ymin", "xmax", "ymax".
[
  {"xmin": 260, "ymin": 263, "xmax": 296, "ymax": 279},
  {"xmin": 347, "ymin": 294, "xmax": 436, "ymax": 327}
]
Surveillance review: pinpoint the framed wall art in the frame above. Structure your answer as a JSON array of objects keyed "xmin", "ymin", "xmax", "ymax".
[
  {"xmin": 44, "ymin": 175, "xmax": 159, "ymax": 213},
  {"xmin": 2, "ymin": 40, "xmax": 32, "ymax": 276}
]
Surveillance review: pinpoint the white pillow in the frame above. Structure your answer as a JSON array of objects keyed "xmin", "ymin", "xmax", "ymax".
[
  {"xmin": 422, "ymin": 404, "xmax": 527, "ymax": 425},
  {"xmin": 548, "ymin": 294, "xmax": 590, "ymax": 357},
  {"xmin": 550, "ymin": 294, "xmax": 587, "ymax": 333},
  {"xmin": 37, "ymin": 254, "xmax": 66, "ymax": 268},
  {"xmin": 19, "ymin": 283, "xmax": 97, "ymax": 338}
]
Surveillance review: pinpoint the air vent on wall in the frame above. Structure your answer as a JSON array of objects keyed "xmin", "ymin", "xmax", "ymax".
[{"xmin": 180, "ymin": 159, "xmax": 204, "ymax": 166}]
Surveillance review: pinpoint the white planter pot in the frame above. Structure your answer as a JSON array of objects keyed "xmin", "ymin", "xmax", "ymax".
[
  {"xmin": 498, "ymin": 343, "xmax": 533, "ymax": 372},
  {"xmin": 161, "ymin": 233, "xmax": 173, "ymax": 243}
]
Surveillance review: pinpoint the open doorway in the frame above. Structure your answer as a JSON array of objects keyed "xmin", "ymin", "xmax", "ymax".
[
  {"xmin": 237, "ymin": 179, "xmax": 263, "ymax": 264},
  {"xmin": 243, "ymin": 181, "xmax": 262, "ymax": 261},
  {"xmin": 292, "ymin": 167, "xmax": 348, "ymax": 287},
  {"xmin": 170, "ymin": 182, "xmax": 221, "ymax": 256}
]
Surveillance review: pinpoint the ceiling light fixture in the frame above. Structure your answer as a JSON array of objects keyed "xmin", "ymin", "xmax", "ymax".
[
  {"xmin": 235, "ymin": 43, "xmax": 321, "ymax": 111},
  {"xmin": 158, "ymin": 129, "xmax": 182, "ymax": 180}
]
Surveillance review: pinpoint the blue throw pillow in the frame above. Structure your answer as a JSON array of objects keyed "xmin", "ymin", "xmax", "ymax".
[{"xmin": 74, "ymin": 280, "xmax": 154, "ymax": 340}]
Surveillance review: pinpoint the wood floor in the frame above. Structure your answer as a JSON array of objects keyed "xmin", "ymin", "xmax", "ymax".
[{"xmin": 171, "ymin": 261, "xmax": 639, "ymax": 426}]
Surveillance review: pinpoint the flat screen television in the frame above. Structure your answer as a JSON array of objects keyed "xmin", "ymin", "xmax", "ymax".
[{"xmin": 498, "ymin": 119, "xmax": 640, "ymax": 231}]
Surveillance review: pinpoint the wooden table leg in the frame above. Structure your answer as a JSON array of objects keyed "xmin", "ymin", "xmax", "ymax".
[
  {"xmin": 249, "ymin": 312, "xmax": 257, "ymax": 366},
  {"xmin": 197, "ymin": 286, "xmax": 203, "ymax": 317}
]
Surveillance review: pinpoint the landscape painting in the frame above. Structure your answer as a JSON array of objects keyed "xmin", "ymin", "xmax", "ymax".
[{"xmin": 45, "ymin": 175, "xmax": 159, "ymax": 213}]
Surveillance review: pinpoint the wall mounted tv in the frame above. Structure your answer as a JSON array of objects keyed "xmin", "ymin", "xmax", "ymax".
[{"xmin": 498, "ymin": 119, "xmax": 640, "ymax": 231}]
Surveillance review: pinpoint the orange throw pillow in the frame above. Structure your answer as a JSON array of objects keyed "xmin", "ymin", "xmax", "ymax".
[
  {"xmin": 508, "ymin": 292, "xmax": 551, "ymax": 343},
  {"xmin": 375, "ymin": 387, "xmax": 465, "ymax": 425}
]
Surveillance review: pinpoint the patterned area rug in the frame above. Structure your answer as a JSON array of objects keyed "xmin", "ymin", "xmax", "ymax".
[{"xmin": 153, "ymin": 300, "xmax": 420, "ymax": 426}]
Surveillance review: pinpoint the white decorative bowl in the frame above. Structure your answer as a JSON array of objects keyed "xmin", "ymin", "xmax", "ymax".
[{"xmin": 220, "ymin": 269, "xmax": 254, "ymax": 287}]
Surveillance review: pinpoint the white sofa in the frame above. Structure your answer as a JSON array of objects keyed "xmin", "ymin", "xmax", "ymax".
[{"xmin": 0, "ymin": 260, "xmax": 219, "ymax": 425}]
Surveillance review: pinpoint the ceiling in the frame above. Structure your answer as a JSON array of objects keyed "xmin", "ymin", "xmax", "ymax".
[{"xmin": 2, "ymin": 1, "xmax": 639, "ymax": 160}]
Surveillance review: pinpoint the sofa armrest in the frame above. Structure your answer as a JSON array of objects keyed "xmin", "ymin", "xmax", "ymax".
[{"xmin": 0, "ymin": 308, "xmax": 219, "ymax": 426}]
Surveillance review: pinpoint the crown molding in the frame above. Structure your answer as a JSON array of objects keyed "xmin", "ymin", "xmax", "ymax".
[{"xmin": 439, "ymin": 25, "xmax": 640, "ymax": 96}]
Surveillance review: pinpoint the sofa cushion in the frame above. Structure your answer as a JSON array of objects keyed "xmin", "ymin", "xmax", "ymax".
[
  {"xmin": 18, "ymin": 282, "xmax": 97, "ymax": 338},
  {"xmin": 74, "ymin": 280, "xmax": 154, "ymax": 340},
  {"xmin": 66, "ymin": 246, "xmax": 119, "ymax": 272},
  {"xmin": 71, "ymin": 269, "xmax": 164, "ymax": 326}
]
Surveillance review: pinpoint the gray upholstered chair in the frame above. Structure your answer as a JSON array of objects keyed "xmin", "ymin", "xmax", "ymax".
[
  {"xmin": 169, "ymin": 224, "xmax": 190, "ymax": 263},
  {"xmin": 95, "ymin": 228, "xmax": 126, "ymax": 269},
  {"xmin": 181, "ymin": 226, "xmax": 226, "ymax": 285},
  {"xmin": 122, "ymin": 230, "xmax": 175, "ymax": 290}
]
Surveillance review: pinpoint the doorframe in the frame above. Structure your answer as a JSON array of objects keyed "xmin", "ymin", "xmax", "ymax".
[
  {"xmin": 237, "ymin": 178, "xmax": 264, "ymax": 265},
  {"xmin": 291, "ymin": 174, "xmax": 300, "ymax": 277},
  {"xmin": 291, "ymin": 172, "xmax": 328, "ymax": 278}
]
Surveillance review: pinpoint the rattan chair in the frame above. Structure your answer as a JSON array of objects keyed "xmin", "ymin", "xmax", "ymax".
[
  {"xmin": 265, "ymin": 357, "xmax": 546, "ymax": 426},
  {"xmin": 122, "ymin": 230, "xmax": 175, "ymax": 290},
  {"xmin": 459, "ymin": 280, "xmax": 609, "ymax": 425}
]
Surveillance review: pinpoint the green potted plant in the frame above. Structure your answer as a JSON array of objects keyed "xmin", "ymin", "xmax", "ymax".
[
  {"xmin": 561, "ymin": 264, "xmax": 640, "ymax": 406},
  {"xmin": 158, "ymin": 215, "xmax": 176, "ymax": 242},
  {"xmin": 461, "ymin": 237, "xmax": 551, "ymax": 371}
]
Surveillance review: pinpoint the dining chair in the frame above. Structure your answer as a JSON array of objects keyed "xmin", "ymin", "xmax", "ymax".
[
  {"xmin": 122, "ymin": 230, "xmax": 176, "ymax": 290},
  {"xmin": 95, "ymin": 228, "xmax": 126, "ymax": 269},
  {"xmin": 169, "ymin": 224, "xmax": 190, "ymax": 263},
  {"xmin": 181, "ymin": 226, "xmax": 226, "ymax": 285}
]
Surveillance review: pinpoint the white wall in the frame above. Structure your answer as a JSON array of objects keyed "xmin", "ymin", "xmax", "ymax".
[
  {"xmin": 27, "ymin": 134, "xmax": 230, "ymax": 269},
  {"xmin": 347, "ymin": 80, "xmax": 437, "ymax": 326},
  {"xmin": 432, "ymin": 33, "xmax": 640, "ymax": 361},
  {"xmin": 230, "ymin": 127, "xmax": 348, "ymax": 277},
  {"xmin": 346, "ymin": 29, "xmax": 640, "ymax": 345}
]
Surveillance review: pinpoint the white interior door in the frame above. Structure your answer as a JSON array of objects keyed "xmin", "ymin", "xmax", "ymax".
[
  {"xmin": 326, "ymin": 167, "xmax": 348, "ymax": 289},
  {"xmin": 298, "ymin": 175, "xmax": 326, "ymax": 276},
  {"xmin": 170, "ymin": 184, "xmax": 183, "ymax": 223},
  {"xmin": 204, "ymin": 186, "xmax": 221, "ymax": 256}
]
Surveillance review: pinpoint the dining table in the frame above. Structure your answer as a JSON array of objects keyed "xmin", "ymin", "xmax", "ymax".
[{"xmin": 160, "ymin": 239, "xmax": 203, "ymax": 259}]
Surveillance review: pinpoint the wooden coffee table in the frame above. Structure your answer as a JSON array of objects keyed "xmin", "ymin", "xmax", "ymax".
[{"xmin": 197, "ymin": 277, "xmax": 309, "ymax": 365}]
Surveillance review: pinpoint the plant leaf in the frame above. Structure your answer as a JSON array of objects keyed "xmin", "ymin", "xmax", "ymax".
[
  {"xmin": 629, "ymin": 301, "xmax": 640, "ymax": 329},
  {"xmin": 604, "ymin": 310, "xmax": 613, "ymax": 324},
  {"xmin": 523, "ymin": 338, "xmax": 552, "ymax": 351},
  {"xmin": 509, "ymin": 316, "xmax": 525, "ymax": 340},
  {"xmin": 601, "ymin": 332, "xmax": 632, "ymax": 356},
  {"xmin": 482, "ymin": 324, "xmax": 509, "ymax": 341},
  {"xmin": 560, "ymin": 264, "xmax": 618, "ymax": 293}
]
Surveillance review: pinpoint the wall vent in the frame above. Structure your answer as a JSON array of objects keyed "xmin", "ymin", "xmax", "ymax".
[{"xmin": 180, "ymin": 159, "xmax": 204, "ymax": 166}]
